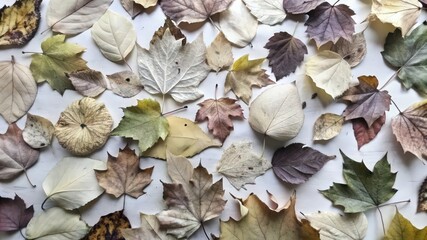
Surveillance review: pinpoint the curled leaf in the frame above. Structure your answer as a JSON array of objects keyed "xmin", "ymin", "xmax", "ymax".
[{"xmin": 22, "ymin": 113, "xmax": 54, "ymax": 149}]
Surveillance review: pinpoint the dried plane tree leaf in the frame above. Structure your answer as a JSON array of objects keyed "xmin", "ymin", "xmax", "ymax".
[
  {"xmin": 331, "ymin": 32, "xmax": 367, "ymax": 68},
  {"xmin": 68, "ymin": 69, "xmax": 108, "ymax": 97},
  {"xmin": 313, "ymin": 113, "xmax": 344, "ymax": 141},
  {"xmin": 55, "ymin": 97, "xmax": 113, "ymax": 156},
  {"xmin": 0, "ymin": 0, "xmax": 41, "ymax": 46},
  {"xmin": 121, "ymin": 213, "xmax": 174, "ymax": 240},
  {"xmin": 143, "ymin": 116, "xmax": 221, "ymax": 160},
  {"xmin": 217, "ymin": 141, "xmax": 271, "ymax": 190},
  {"xmin": 283, "ymin": 0, "xmax": 322, "ymax": 14},
  {"xmin": 249, "ymin": 84, "xmax": 304, "ymax": 141},
  {"xmin": 0, "ymin": 56, "xmax": 37, "ymax": 123},
  {"xmin": 206, "ymin": 32, "xmax": 233, "ymax": 73},
  {"xmin": 352, "ymin": 114, "xmax": 386, "ymax": 149},
  {"xmin": 385, "ymin": 210, "xmax": 427, "ymax": 239},
  {"xmin": 46, "ymin": 0, "xmax": 113, "ymax": 35},
  {"xmin": 418, "ymin": 177, "xmax": 427, "ymax": 212},
  {"xmin": 22, "ymin": 113, "xmax": 54, "ymax": 149},
  {"xmin": 242, "ymin": 0, "xmax": 286, "ymax": 25},
  {"xmin": 106, "ymin": 71, "xmax": 143, "ymax": 98},
  {"xmin": 95, "ymin": 146, "xmax": 153, "ymax": 198},
  {"xmin": 225, "ymin": 55, "xmax": 274, "ymax": 105},
  {"xmin": 120, "ymin": 0, "xmax": 144, "ymax": 18},
  {"xmin": 82, "ymin": 210, "xmax": 131, "ymax": 240},
  {"xmin": 0, "ymin": 194, "xmax": 33, "ymax": 232}
]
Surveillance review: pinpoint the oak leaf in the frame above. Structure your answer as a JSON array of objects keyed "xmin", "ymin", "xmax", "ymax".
[
  {"xmin": 82, "ymin": 210, "xmax": 131, "ymax": 240},
  {"xmin": 242, "ymin": 0, "xmax": 286, "ymax": 25},
  {"xmin": 418, "ymin": 177, "xmax": 427, "ymax": 212},
  {"xmin": 0, "ymin": 194, "xmax": 33, "ymax": 232},
  {"xmin": 331, "ymin": 32, "xmax": 367, "ymax": 68},
  {"xmin": 313, "ymin": 113, "xmax": 344, "ymax": 141},
  {"xmin": 206, "ymin": 32, "xmax": 233, "ymax": 73},
  {"xmin": 384, "ymin": 210, "xmax": 427, "ymax": 240},
  {"xmin": 283, "ymin": 0, "xmax": 322, "ymax": 14},
  {"xmin": 121, "ymin": 213, "xmax": 174, "ymax": 240},
  {"xmin": 352, "ymin": 114, "xmax": 386, "ymax": 149},
  {"xmin": 22, "ymin": 113, "xmax": 54, "ymax": 149},
  {"xmin": 95, "ymin": 146, "xmax": 153, "ymax": 198}
]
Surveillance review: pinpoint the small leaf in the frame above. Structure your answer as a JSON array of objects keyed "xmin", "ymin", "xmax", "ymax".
[
  {"xmin": 120, "ymin": 0, "xmax": 144, "ymax": 18},
  {"xmin": 283, "ymin": 0, "xmax": 322, "ymax": 14},
  {"xmin": 68, "ymin": 69, "xmax": 108, "ymax": 97},
  {"xmin": 242, "ymin": 0, "xmax": 286, "ymax": 25},
  {"xmin": 206, "ymin": 32, "xmax": 233, "ymax": 73},
  {"xmin": 331, "ymin": 32, "xmax": 367, "ymax": 68},
  {"xmin": 121, "ymin": 213, "xmax": 174, "ymax": 240},
  {"xmin": 106, "ymin": 71, "xmax": 143, "ymax": 98},
  {"xmin": 82, "ymin": 211, "xmax": 130, "ymax": 240},
  {"xmin": 22, "ymin": 113, "xmax": 55, "ymax": 149},
  {"xmin": 385, "ymin": 210, "xmax": 427, "ymax": 240},
  {"xmin": 418, "ymin": 176, "xmax": 427, "ymax": 212},
  {"xmin": 134, "ymin": 0, "xmax": 157, "ymax": 8},
  {"xmin": 313, "ymin": 113, "xmax": 344, "ymax": 141},
  {"xmin": 0, "ymin": 194, "xmax": 33, "ymax": 231},
  {"xmin": 352, "ymin": 114, "xmax": 386, "ymax": 149}
]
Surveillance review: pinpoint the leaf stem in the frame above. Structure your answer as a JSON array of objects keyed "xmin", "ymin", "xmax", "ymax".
[
  {"xmin": 376, "ymin": 206, "xmax": 386, "ymax": 235},
  {"xmin": 123, "ymin": 58, "xmax": 133, "ymax": 72},
  {"xmin": 209, "ymin": 17, "xmax": 222, "ymax": 33},
  {"xmin": 292, "ymin": 22, "xmax": 299, "ymax": 37},
  {"xmin": 379, "ymin": 69, "xmax": 400, "ymax": 90},
  {"xmin": 378, "ymin": 199, "xmax": 410, "ymax": 208},
  {"xmin": 41, "ymin": 196, "xmax": 50, "ymax": 210},
  {"xmin": 214, "ymin": 84, "xmax": 218, "ymax": 100},
  {"xmin": 23, "ymin": 170, "xmax": 36, "ymax": 188},
  {"xmin": 122, "ymin": 194, "xmax": 126, "ymax": 210},
  {"xmin": 162, "ymin": 106, "xmax": 188, "ymax": 116},
  {"xmin": 260, "ymin": 135, "xmax": 266, "ymax": 159},
  {"xmin": 22, "ymin": 51, "xmax": 42, "ymax": 54},
  {"xmin": 161, "ymin": 94, "xmax": 165, "ymax": 114},
  {"xmin": 19, "ymin": 228, "xmax": 26, "ymax": 239},
  {"xmin": 40, "ymin": 27, "xmax": 51, "ymax": 35},
  {"xmin": 201, "ymin": 222, "xmax": 211, "ymax": 240},
  {"xmin": 132, "ymin": 11, "xmax": 143, "ymax": 20},
  {"xmin": 390, "ymin": 98, "xmax": 403, "ymax": 114},
  {"xmin": 332, "ymin": 0, "xmax": 340, "ymax": 6}
]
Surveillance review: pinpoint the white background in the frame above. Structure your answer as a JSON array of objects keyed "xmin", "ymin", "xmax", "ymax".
[{"xmin": 1, "ymin": 0, "xmax": 427, "ymax": 239}]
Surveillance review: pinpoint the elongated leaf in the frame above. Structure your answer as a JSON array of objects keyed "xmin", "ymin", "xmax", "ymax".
[{"xmin": 313, "ymin": 113, "xmax": 344, "ymax": 141}]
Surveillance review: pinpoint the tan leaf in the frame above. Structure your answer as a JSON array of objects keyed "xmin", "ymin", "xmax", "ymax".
[
  {"xmin": 22, "ymin": 113, "xmax": 54, "ymax": 149},
  {"xmin": 106, "ymin": 71, "xmax": 143, "ymax": 98},
  {"xmin": 331, "ymin": 32, "xmax": 367, "ymax": 67},
  {"xmin": 82, "ymin": 210, "xmax": 130, "ymax": 240},
  {"xmin": 206, "ymin": 32, "xmax": 233, "ymax": 72},
  {"xmin": 134, "ymin": 0, "xmax": 157, "ymax": 8},
  {"xmin": 121, "ymin": 213, "xmax": 174, "ymax": 240},
  {"xmin": 68, "ymin": 69, "xmax": 108, "ymax": 97},
  {"xmin": 313, "ymin": 113, "xmax": 344, "ymax": 141},
  {"xmin": 120, "ymin": 0, "xmax": 144, "ymax": 18}
]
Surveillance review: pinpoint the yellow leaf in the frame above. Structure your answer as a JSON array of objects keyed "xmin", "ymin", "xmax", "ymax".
[{"xmin": 385, "ymin": 209, "xmax": 427, "ymax": 240}]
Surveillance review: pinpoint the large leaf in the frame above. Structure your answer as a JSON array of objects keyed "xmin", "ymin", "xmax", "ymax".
[
  {"xmin": 0, "ymin": 194, "xmax": 33, "ymax": 232},
  {"xmin": 82, "ymin": 211, "xmax": 130, "ymax": 240},
  {"xmin": 46, "ymin": 0, "xmax": 113, "ymax": 35},
  {"xmin": 0, "ymin": 56, "xmax": 37, "ymax": 123},
  {"xmin": 122, "ymin": 213, "xmax": 174, "ymax": 240},
  {"xmin": 382, "ymin": 24, "xmax": 427, "ymax": 95},
  {"xmin": 0, "ymin": 0, "xmax": 41, "ymax": 46},
  {"xmin": 384, "ymin": 210, "xmax": 427, "ymax": 240},
  {"xmin": 283, "ymin": 0, "xmax": 322, "ymax": 14},
  {"xmin": 242, "ymin": 0, "xmax": 286, "ymax": 25},
  {"xmin": 320, "ymin": 151, "xmax": 397, "ymax": 213}
]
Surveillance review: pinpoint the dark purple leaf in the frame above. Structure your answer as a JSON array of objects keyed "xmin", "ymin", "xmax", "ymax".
[
  {"xmin": 283, "ymin": 0, "xmax": 322, "ymax": 14},
  {"xmin": 0, "ymin": 195, "xmax": 34, "ymax": 231}
]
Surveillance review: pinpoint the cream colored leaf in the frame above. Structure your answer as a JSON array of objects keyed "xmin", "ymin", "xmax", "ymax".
[
  {"xmin": 22, "ymin": 114, "xmax": 54, "ymax": 149},
  {"xmin": 166, "ymin": 151, "xmax": 193, "ymax": 183},
  {"xmin": 68, "ymin": 69, "xmax": 108, "ymax": 97},
  {"xmin": 249, "ymin": 84, "xmax": 304, "ymax": 141},
  {"xmin": 92, "ymin": 10, "xmax": 137, "ymax": 62},
  {"xmin": 219, "ymin": 0, "xmax": 258, "ymax": 47},
  {"xmin": 206, "ymin": 32, "xmax": 233, "ymax": 72},
  {"xmin": 143, "ymin": 116, "xmax": 222, "ymax": 160},
  {"xmin": 0, "ymin": 57, "xmax": 37, "ymax": 124},
  {"xmin": 47, "ymin": 0, "xmax": 113, "ymax": 35},
  {"xmin": 306, "ymin": 50, "xmax": 352, "ymax": 98},
  {"xmin": 313, "ymin": 113, "xmax": 344, "ymax": 141},
  {"xmin": 42, "ymin": 157, "xmax": 105, "ymax": 210},
  {"xmin": 106, "ymin": 71, "xmax": 143, "ymax": 98},
  {"xmin": 217, "ymin": 141, "xmax": 271, "ymax": 190},
  {"xmin": 135, "ymin": 0, "xmax": 157, "ymax": 8},
  {"xmin": 26, "ymin": 207, "xmax": 89, "ymax": 240},
  {"xmin": 243, "ymin": 0, "xmax": 286, "ymax": 25}
]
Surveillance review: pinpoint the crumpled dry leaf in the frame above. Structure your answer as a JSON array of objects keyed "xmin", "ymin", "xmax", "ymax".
[
  {"xmin": 206, "ymin": 32, "xmax": 233, "ymax": 73},
  {"xmin": 121, "ymin": 213, "xmax": 174, "ymax": 240},
  {"xmin": 69, "ymin": 69, "xmax": 108, "ymax": 97},
  {"xmin": 384, "ymin": 210, "xmax": 427, "ymax": 240},
  {"xmin": 82, "ymin": 210, "xmax": 131, "ymax": 240},
  {"xmin": 55, "ymin": 97, "xmax": 113, "ymax": 156},
  {"xmin": 283, "ymin": 0, "xmax": 322, "ymax": 14},
  {"xmin": 331, "ymin": 32, "xmax": 367, "ymax": 68},
  {"xmin": 418, "ymin": 177, "xmax": 427, "ymax": 212},
  {"xmin": 0, "ymin": 0, "xmax": 41, "ymax": 46},
  {"xmin": 242, "ymin": 0, "xmax": 286, "ymax": 25},
  {"xmin": 352, "ymin": 114, "xmax": 386, "ymax": 150},
  {"xmin": 0, "ymin": 194, "xmax": 33, "ymax": 232},
  {"xmin": 313, "ymin": 113, "xmax": 344, "ymax": 141},
  {"xmin": 217, "ymin": 141, "xmax": 271, "ymax": 190},
  {"xmin": 22, "ymin": 113, "xmax": 54, "ymax": 149},
  {"xmin": 106, "ymin": 71, "xmax": 143, "ymax": 98}
]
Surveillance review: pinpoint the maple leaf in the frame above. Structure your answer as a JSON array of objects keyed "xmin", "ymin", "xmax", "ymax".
[
  {"xmin": 342, "ymin": 76, "xmax": 391, "ymax": 127},
  {"xmin": 111, "ymin": 99, "xmax": 169, "ymax": 153},
  {"xmin": 121, "ymin": 213, "xmax": 174, "ymax": 240},
  {"xmin": 0, "ymin": 0, "xmax": 41, "ymax": 46},
  {"xmin": 157, "ymin": 153, "xmax": 226, "ymax": 239},
  {"xmin": 331, "ymin": 32, "xmax": 367, "ymax": 68},
  {"xmin": 283, "ymin": 0, "xmax": 322, "ymax": 14},
  {"xmin": 206, "ymin": 32, "xmax": 233, "ymax": 73},
  {"xmin": 220, "ymin": 192, "xmax": 320, "ymax": 239},
  {"xmin": 384, "ymin": 210, "xmax": 427, "ymax": 239},
  {"xmin": 352, "ymin": 114, "xmax": 386, "ymax": 150},
  {"xmin": 264, "ymin": 31, "xmax": 308, "ymax": 80},
  {"xmin": 313, "ymin": 113, "xmax": 344, "ymax": 141},
  {"xmin": 95, "ymin": 146, "xmax": 153, "ymax": 198},
  {"xmin": 225, "ymin": 55, "xmax": 274, "ymax": 104},
  {"xmin": 29, "ymin": 34, "xmax": 89, "ymax": 94},
  {"xmin": 82, "ymin": 210, "xmax": 131, "ymax": 240},
  {"xmin": 160, "ymin": 0, "xmax": 233, "ymax": 24},
  {"xmin": 320, "ymin": 150, "xmax": 397, "ymax": 213},
  {"xmin": 305, "ymin": 2, "xmax": 356, "ymax": 47},
  {"xmin": 418, "ymin": 177, "xmax": 427, "ymax": 212},
  {"xmin": 0, "ymin": 194, "xmax": 33, "ymax": 232}
]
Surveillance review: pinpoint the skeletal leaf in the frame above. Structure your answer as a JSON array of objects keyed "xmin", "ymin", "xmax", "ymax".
[
  {"xmin": 47, "ymin": 0, "xmax": 113, "ymax": 35},
  {"xmin": 313, "ymin": 113, "xmax": 344, "ymax": 141},
  {"xmin": 106, "ymin": 71, "xmax": 143, "ymax": 98},
  {"xmin": 384, "ymin": 210, "xmax": 427, "ymax": 240},
  {"xmin": 352, "ymin": 114, "xmax": 386, "ymax": 149},
  {"xmin": 144, "ymin": 116, "xmax": 221, "ymax": 160},
  {"xmin": 249, "ymin": 84, "xmax": 304, "ymax": 141},
  {"xmin": 0, "ymin": 56, "xmax": 37, "ymax": 123},
  {"xmin": 22, "ymin": 113, "xmax": 54, "ymax": 149},
  {"xmin": 91, "ymin": 10, "xmax": 137, "ymax": 62},
  {"xmin": 120, "ymin": 0, "xmax": 144, "ymax": 18},
  {"xmin": 68, "ymin": 69, "xmax": 108, "ymax": 97},
  {"xmin": 283, "ymin": 0, "xmax": 322, "ymax": 14},
  {"xmin": 26, "ymin": 207, "xmax": 89, "ymax": 239},
  {"xmin": 242, "ymin": 0, "xmax": 286, "ymax": 25},
  {"xmin": 217, "ymin": 141, "xmax": 271, "ymax": 190},
  {"xmin": 331, "ymin": 32, "xmax": 367, "ymax": 68},
  {"xmin": 121, "ymin": 213, "xmax": 174, "ymax": 240},
  {"xmin": 82, "ymin": 211, "xmax": 131, "ymax": 240},
  {"xmin": 418, "ymin": 177, "xmax": 427, "ymax": 212},
  {"xmin": 206, "ymin": 32, "xmax": 233, "ymax": 73},
  {"xmin": 0, "ymin": 194, "xmax": 33, "ymax": 232},
  {"xmin": 0, "ymin": 0, "xmax": 41, "ymax": 46}
]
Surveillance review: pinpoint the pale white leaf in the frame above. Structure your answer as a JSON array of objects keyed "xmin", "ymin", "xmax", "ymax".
[
  {"xmin": 243, "ymin": 0, "xmax": 286, "ymax": 25},
  {"xmin": 68, "ymin": 69, "xmax": 108, "ymax": 97},
  {"xmin": 135, "ymin": 0, "xmax": 157, "ymax": 8},
  {"xmin": 23, "ymin": 114, "xmax": 54, "ymax": 149},
  {"xmin": 106, "ymin": 71, "xmax": 143, "ymax": 98}
]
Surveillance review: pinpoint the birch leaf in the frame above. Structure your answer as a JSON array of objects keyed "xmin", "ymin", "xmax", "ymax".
[
  {"xmin": 82, "ymin": 210, "xmax": 131, "ymax": 239},
  {"xmin": 134, "ymin": 0, "xmax": 157, "ymax": 8},
  {"xmin": 42, "ymin": 157, "xmax": 105, "ymax": 210},
  {"xmin": 68, "ymin": 69, "xmax": 108, "ymax": 97},
  {"xmin": 23, "ymin": 113, "xmax": 54, "ymax": 149},
  {"xmin": 249, "ymin": 84, "xmax": 304, "ymax": 141},
  {"xmin": 26, "ymin": 207, "xmax": 89, "ymax": 240},
  {"xmin": 206, "ymin": 32, "xmax": 233, "ymax": 73},
  {"xmin": 219, "ymin": 0, "xmax": 258, "ymax": 47},
  {"xmin": 217, "ymin": 141, "xmax": 271, "ymax": 190},
  {"xmin": 283, "ymin": 0, "xmax": 322, "ymax": 14},
  {"xmin": 47, "ymin": 0, "xmax": 113, "ymax": 35},
  {"xmin": 121, "ymin": 213, "xmax": 174, "ymax": 240},
  {"xmin": 0, "ymin": 56, "xmax": 37, "ymax": 123},
  {"xmin": 331, "ymin": 32, "xmax": 367, "ymax": 68},
  {"xmin": 306, "ymin": 50, "xmax": 352, "ymax": 98},
  {"xmin": 91, "ymin": 10, "xmax": 137, "ymax": 62},
  {"xmin": 242, "ymin": 0, "xmax": 286, "ymax": 25},
  {"xmin": 385, "ymin": 210, "xmax": 427, "ymax": 240},
  {"xmin": 0, "ymin": 194, "xmax": 33, "ymax": 232},
  {"xmin": 120, "ymin": 0, "xmax": 144, "ymax": 18},
  {"xmin": 313, "ymin": 113, "xmax": 344, "ymax": 141},
  {"xmin": 143, "ymin": 116, "xmax": 221, "ymax": 160},
  {"xmin": 106, "ymin": 71, "xmax": 143, "ymax": 98}
]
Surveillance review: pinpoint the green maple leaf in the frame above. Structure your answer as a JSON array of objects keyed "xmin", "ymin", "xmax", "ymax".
[
  {"xmin": 111, "ymin": 99, "xmax": 169, "ymax": 152},
  {"xmin": 30, "ymin": 34, "xmax": 88, "ymax": 94},
  {"xmin": 320, "ymin": 150, "xmax": 397, "ymax": 213},
  {"xmin": 382, "ymin": 23, "xmax": 427, "ymax": 95}
]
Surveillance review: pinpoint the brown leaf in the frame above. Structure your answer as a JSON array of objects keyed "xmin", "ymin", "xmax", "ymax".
[
  {"xmin": 331, "ymin": 32, "xmax": 367, "ymax": 68},
  {"xmin": 95, "ymin": 146, "xmax": 153, "ymax": 198},
  {"xmin": 0, "ymin": 194, "xmax": 34, "ymax": 231},
  {"xmin": 82, "ymin": 210, "xmax": 131, "ymax": 240},
  {"xmin": 121, "ymin": 213, "xmax": 174, "ymax": 240},
  {"xmin": 342, "ymin": 76, "xmax": 391, "ymax": 127},
  {"xmin": 352, "ymin": 114, "xmax": 386, "ymax": 149},
  {"xmin": 418, "ymin": 176, "xmax": 427, "ymax": 212},
  {"xmin": 106, "ymin": 71, "xmax": 143, "ymax": 98},
  {"xmin": 206, "ymin": 32, "xmax": 233, "ymax": 73},
  {"xmin": 313, "ymin": 113, "xmax": 344, "ymax": 141},
  {"xmin": 120, "ymin": 0, "xmax": 144, "ymax": 18},
  {"xmin": 151, "ymin": 17, "xmax": 186, "ymax": 45},
  {"xmin": 68, "ymin": 69, "xmax": 108, "ymax": 97}
]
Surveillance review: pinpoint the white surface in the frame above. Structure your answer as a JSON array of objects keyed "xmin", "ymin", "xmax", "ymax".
[{"xmin": 0, "ymin": 0, "xmax": 427, "ymax": 239}]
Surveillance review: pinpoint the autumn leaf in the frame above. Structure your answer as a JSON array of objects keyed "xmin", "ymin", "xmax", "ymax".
[
  {"xmin": 384, "ymin": 209, "xmax": 427, "ymax": 240},
  {"xmin": 0, "ymin": 195, "xmax": 33, "ymax": 232},
  {"xmin": 111, "ymin": 99, "xmax": 169, "ymax": 153},
  {"xmin": 69, "ymin": 69, "xmax": 108, "ymax": 97},
  {"xmin": 22, "ymin": 113, "xmax": 54, "ymax": 149},
  {"xmin": 135, "ymin": 0, "xmax": 157, "ymax": 8},
  {"xmin": 313, "ymin": 113, "xmax": 344, "ymax": 141},
  {"xmin": 418, "ymin": 177, "xmax": 427, "ymax": 212},
  {"xmin": 242, "ymin": 0, "xmax": 286, "ymax": 25},
  {"xmin": 0, "ymin": 0, "xmax": 41, "ymax": 46},
  {"xmin": 106, "ymin": 71, "xmax": 143, "ymax": 98},
  {"xmin": 283, "ymin": 0, "xmax": 322, "ymax": 14},
  {"xmin": 382, "ymin": 23, "xmax": 427, "ymax": 95},
  {"xmin": 352, "ymin": 114, "xmax": 386, "ymax": 149},
  {"xmin": 151, "ymin": 17, "xmax": 186, "ymax": 45},
  {"xmin": 264, "ymin": 31, "xmax": 308, "ymax": 80},
  {"xmin": 220, "ymin": 192, "xmax": 320, "ymax": 239},
  {"xmin": 82, "ymin": 210, "xmax": 131, "ymax": 240},
  {"xmin": 342, "ymin": 76, "xmax": 391, "ymax": 127},
  {"xmin": 157, "ymin": 153, "xmax": 226, "ymax": 238},
  {"xmin": 391, "ymin": 99, "xmax": 427, "ymax": 161},
  {"xmin": 305, "ymin": 2, "xmax": 356, "ymax": 47},
  {"xmin": 272, "ymin": 143, "xmax": 335, "ymax": 184},
  {"xmin": 120, "ymin": 0, "xmax": 144, "ymax": 19},
  {"xmin": 331, "ymin": 32, "xmax": 367, "ymax": 68},
  {"xmin": 95, "ymin": 146, "xmax": 153, "ymax": 198},
  {"xmin": 320, "ymin": 150, "xmax": 397, "ymax": 213},
  {"xmin": 225, "ymin": 55, "xmax": 274, "ymax": 104},
  {"xmin": 206, "ymin": 32, "xmax": 233, "ymax": 73},
  {"xmin": 29, "ymin": 34, "xmax": 89, "ymax": 94},
  {"xmin": 121, "ymin": 213, "xmax": 173, "ymax": 240}
]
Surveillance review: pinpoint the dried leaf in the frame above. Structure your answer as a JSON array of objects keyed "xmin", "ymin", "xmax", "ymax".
[
  {"xmin": 69, "ymin": 69, "xmax": 108, "ymax": 97},
  {"xmin": 134, "ymin": 0, "xmax": 157, "ymax": 8},
  {"xmin": 313, "ymin": 113, "xmax": 344, "ymax": 141},
  {"xmin": 151, "ymin": 18, "xmax": 186, "ymax": 45},
  {"xmin": 0, "ymin": 0, "xmax": 41, "ymax": 46},
  {"xmin": 106, "ymin": 71, "xmax": 143, "ymax": 98},
  {"xmin": 217, "ymin": 141, "xmax": 271, "ymax": 190},
  {"xmin": 283, "ymin": 0, "xmax": 322, "ymax": 14},
  {"xmin": 331, "ymin": 32, "xmax": 367, "ymax": 68},
  {"xmin": 418, "ymin": 176, "xmax": 427, "ymax": 212},
  {"xmin": 82, "ymin": 211, "xmax": 130, "ymax": 240},
  {"xmin": 0, "ymin": 194, "xmax": 33, "ymax": 232},
  {"xmin": 384, "ymin": 210, "xmax": 427, "ymax": 240},
  {"xmin": 120, "ymin": 0, "xmax": 144, "ymax": 18},
  {"xmin": 0, "ymin": 56, "xmax": 37, "ymax": 123},
  {"xmin": 206, "ymin": 32, "xmax": 233, "ymax": 73},
  {"xmin": 242, "ymin": 0, "xmax": 286, "ymax": 25},
  {"xmin": 121, "ymin": 213, "xmax": 174, "ymax": 240},
  {"xmin": 55, "ymin": 97, "xmax": 113, "ymax": 156},
  {"xmin": 272, "ymin": 143, "xmax": 335, "ymax": 184},
  {"xmin": 225, "ymin": 55, "xmax": 274, "ymax": 104},
  {"xmin": 143, "ymin": 116, "xmax": 222, "ymax": 160},
  {"xmin": 22, "ymin": 113, "xmax": 54, "ymax": 149},
  {"xmin": 95, "ymin": 146, "xmax": 153, "ymax": 198},
  {"xmin": 352, "ymin": 114, "xmax": 386, "ymax": 150}
]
